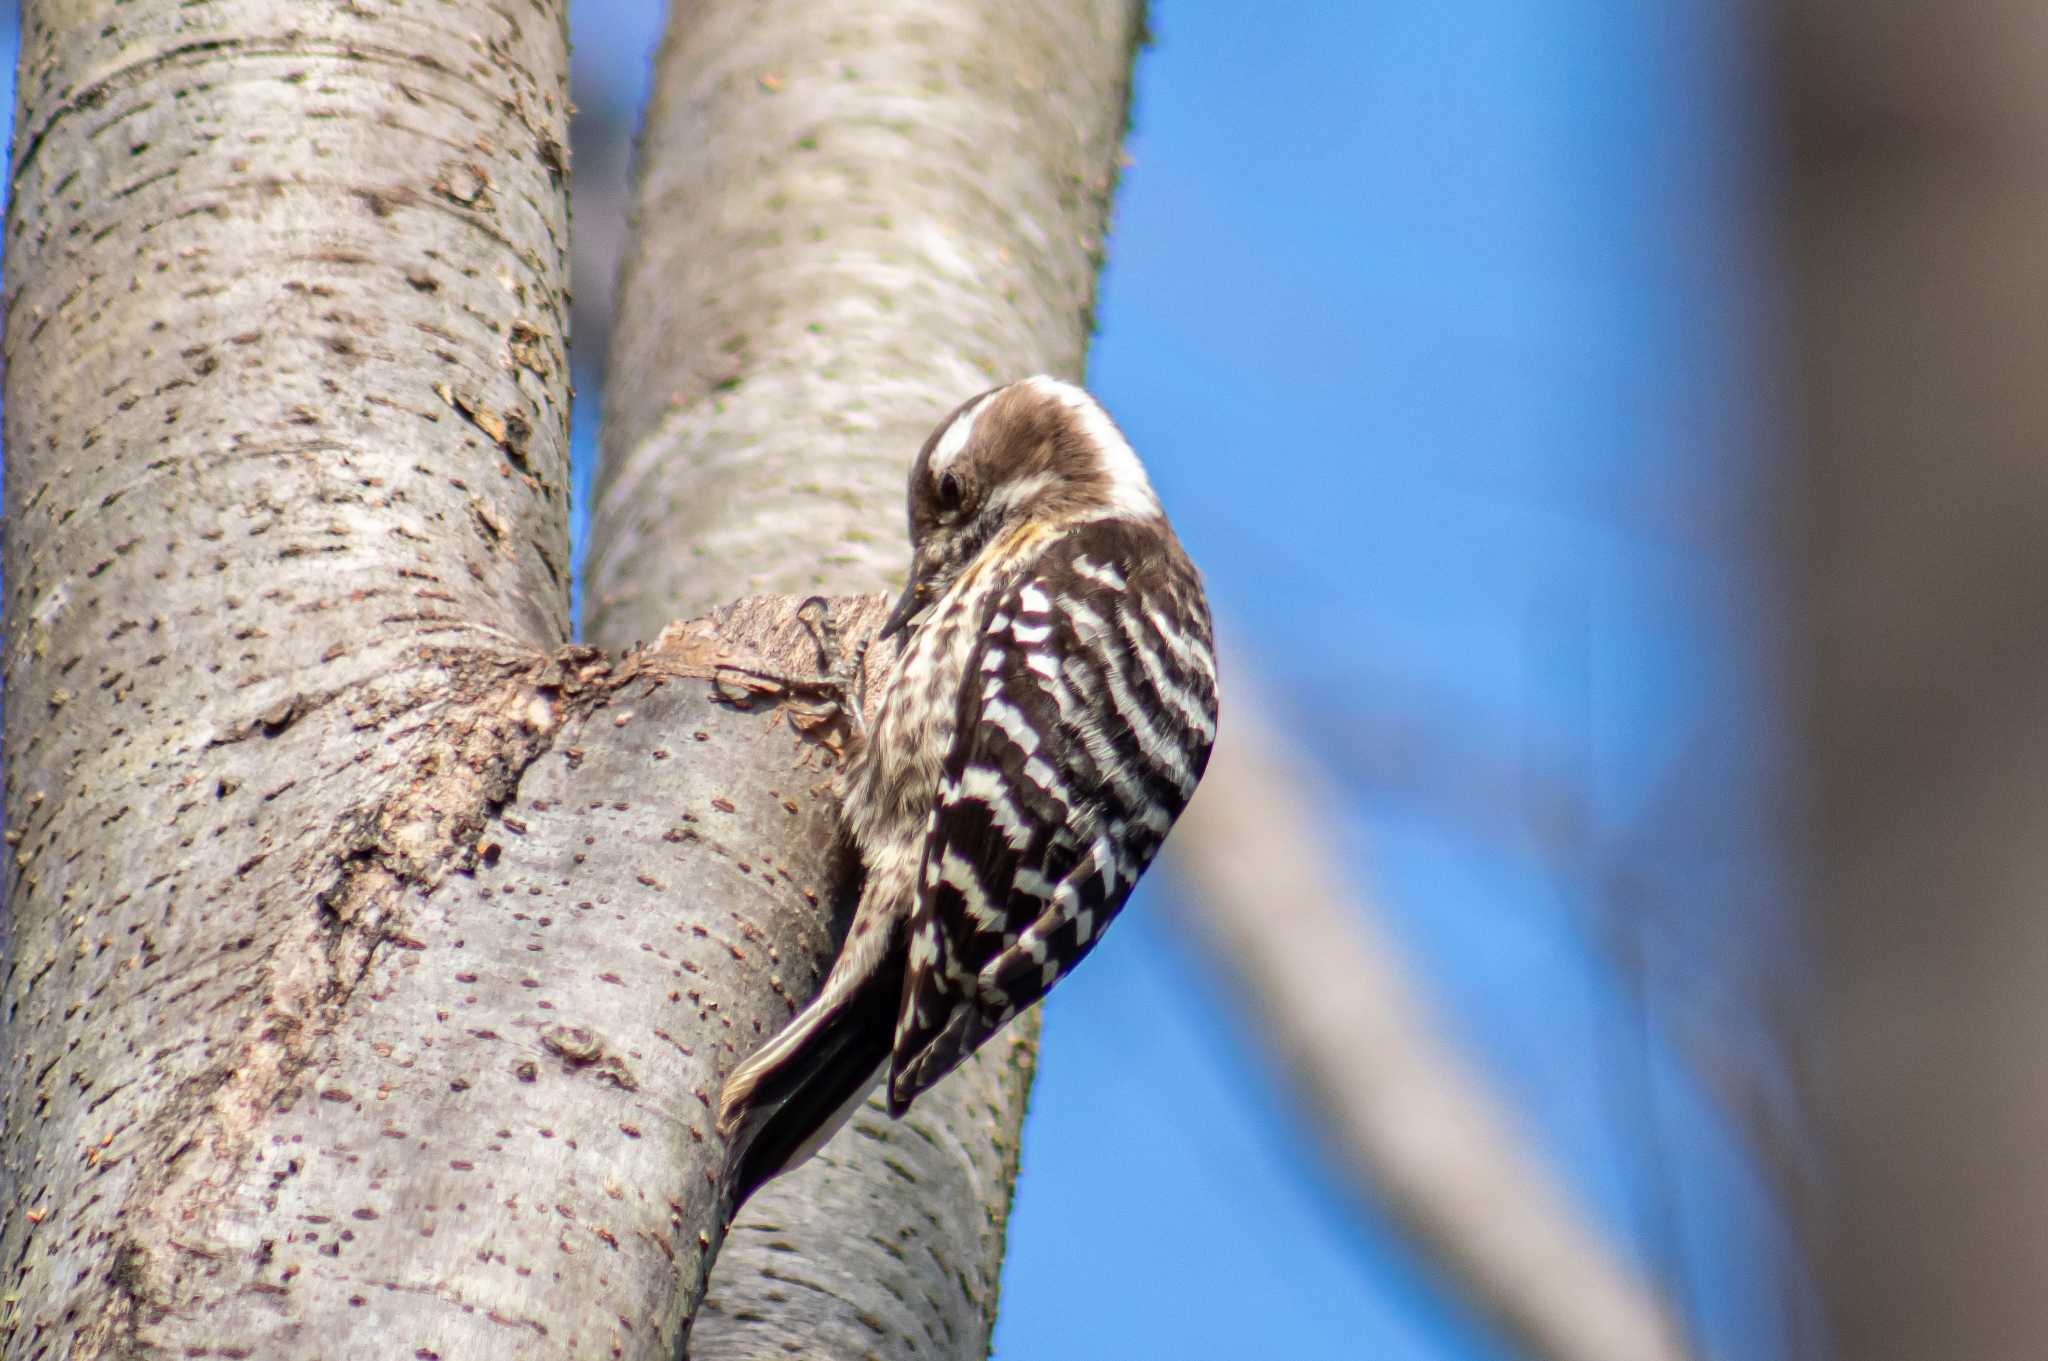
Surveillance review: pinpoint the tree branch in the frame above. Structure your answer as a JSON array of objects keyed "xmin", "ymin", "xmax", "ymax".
[{"xmin": 1167, "ymin": 663, "xmax": 1700, "ymax": 1361}]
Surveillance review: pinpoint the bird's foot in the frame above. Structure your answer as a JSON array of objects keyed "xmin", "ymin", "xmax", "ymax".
[{"xmin": 712, "ymin": 597, "xmax": 869, "ymax": 736}]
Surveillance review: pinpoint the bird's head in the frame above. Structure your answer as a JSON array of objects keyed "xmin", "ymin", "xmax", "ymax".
[{"xmin": 879, "ymin": 376, "xmax": 1161, "ymax": 640}]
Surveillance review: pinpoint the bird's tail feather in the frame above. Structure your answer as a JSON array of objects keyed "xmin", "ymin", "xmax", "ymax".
[{"xmin": 720, "ymin": 954, "xmax": 904, "ymax": 1208}]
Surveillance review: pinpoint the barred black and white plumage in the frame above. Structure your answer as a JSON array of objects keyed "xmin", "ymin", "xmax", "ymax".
[{"xmin": 718, "ymin": 376, "xmax": 1218, "ymax": 1203}]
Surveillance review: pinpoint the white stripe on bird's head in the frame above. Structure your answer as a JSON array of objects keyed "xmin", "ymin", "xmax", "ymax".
[{"xmin": 1018, "ymin": 375, "xmax": 1161, "ymax": 521}]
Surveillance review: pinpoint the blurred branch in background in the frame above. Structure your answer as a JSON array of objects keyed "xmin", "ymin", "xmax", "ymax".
[
  {"xmin": 1786, "ymin": 2, "xmax": 2048, "ymax": 1357},
  {"xmin": 1168, "ymin": 660, "xmax": 1700, "ymax": 1361},
  {"xmin": 1305, "ymin": 676, "xmax": 1816, "ymax": 1282}
]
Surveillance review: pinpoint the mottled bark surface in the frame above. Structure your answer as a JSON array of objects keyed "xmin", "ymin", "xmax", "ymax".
[
  {"xmin": 2, "ymin": 0, "xmax": 575, "ymax": 1353},
  {"xmin": 1786, "ymin": 4, "xmax": 2048, "ymax": 1358},
  {"xmin": 0, "ymin": 3, "xmax": 877, "ymax": 1357},
  {"xmin": 587, "ymin": 2, "xmax": 1143, "ymax": 1356}
]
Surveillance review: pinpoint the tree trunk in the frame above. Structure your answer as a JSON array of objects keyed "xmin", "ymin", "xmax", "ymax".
[
  {"xmin": 0, "ymin": 3, "xmax": 864, "ymax": 1356},
  {"xmin": 584, "ymin": 2, "xmax": 1143, "ymax": 1356},
  {"xmin": 1785, "ymin": 4, "xmax": 2048, "ymax": 1358},
  {"xmin": 0, "ymin": 0, "xmax": 577, "ymax": 1349}
]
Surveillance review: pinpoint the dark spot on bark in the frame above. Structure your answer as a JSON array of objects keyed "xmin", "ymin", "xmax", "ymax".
[
  {"xmin": 539, "ymin": 1023, "xmax": 601, "ymax": 1065},
  {"xmin": 258, "ymin": 695, "xmax": 299, "ymax": 734}
]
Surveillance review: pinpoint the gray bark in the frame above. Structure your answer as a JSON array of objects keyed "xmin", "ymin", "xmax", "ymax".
[
  {"xmin": 2, "ymin": 0, "xmax": 576, "ymax": 1352},
  {"xmin": 1785, "ymin": 3, "xmax": 2048, "ymax": 1357},
  {"xmin": 0, "ymin": 3, "xmax": 869, "ymax": 1357},
  {"xmin": 584, "ymin": 2, "xmax": 1142, "ymax": 1356}
]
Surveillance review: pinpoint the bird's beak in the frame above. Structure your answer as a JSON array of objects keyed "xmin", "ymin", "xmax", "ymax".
[
  {"xmin": 878, "ymin": 575, "xmax": 930, "ymax": 642},
  {"xmin": 881, "ymin": 545, "xmax": 949, "ymax": 641}
]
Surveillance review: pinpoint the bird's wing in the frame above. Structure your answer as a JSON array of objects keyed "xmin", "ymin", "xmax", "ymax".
[{"xmin": 887, "ymin": 519, "xmax": 1217, "ymax": 1111}]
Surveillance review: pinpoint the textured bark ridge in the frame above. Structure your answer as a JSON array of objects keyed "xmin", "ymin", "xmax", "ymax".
[{"xmin": 589, "ymin": 4, "xmax": 1143, "ymax": 1356}]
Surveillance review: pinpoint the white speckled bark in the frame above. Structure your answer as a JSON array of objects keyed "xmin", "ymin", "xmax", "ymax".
[
  {"xmin": 0, "ymin": 4, "xmax": 886, "ymax": 1358},
  {"xmin": 0, "ymin": 0, "xmax": 591, "ymax": 1352}
]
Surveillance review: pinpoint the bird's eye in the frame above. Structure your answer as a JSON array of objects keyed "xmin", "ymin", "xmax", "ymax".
[{"xmin": 937, "ymin": 472, "xmax": 963, "ymax": 514}]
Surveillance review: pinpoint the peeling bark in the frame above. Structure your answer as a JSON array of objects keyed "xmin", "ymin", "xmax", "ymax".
[{"xmin": 585, "ymin": 2, "xmax": 1143, "ymax": 1356}]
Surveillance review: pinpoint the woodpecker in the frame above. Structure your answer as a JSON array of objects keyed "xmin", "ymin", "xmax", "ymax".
[{"xmin": 717, "ymin": 376, "xmax": 1218, "ymax": 1202}]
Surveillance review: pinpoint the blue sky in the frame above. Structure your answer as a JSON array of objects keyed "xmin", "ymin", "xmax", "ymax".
[
  {"xmin": 988, "ymin": 5, "xmax": 1798, "ymax": 1359},
  {"xmin": 0, "ymin": 3, "xmax": 1798, "ymax": 1357}
]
